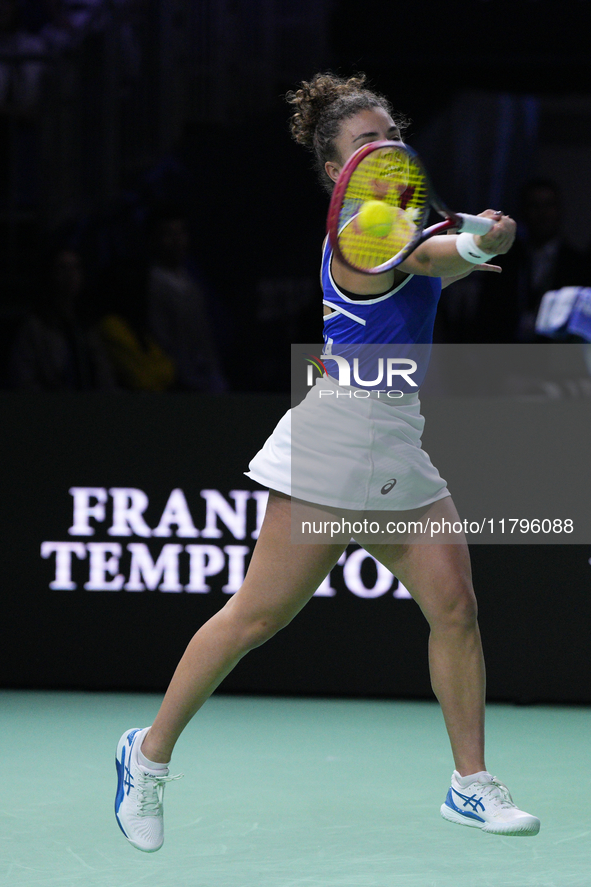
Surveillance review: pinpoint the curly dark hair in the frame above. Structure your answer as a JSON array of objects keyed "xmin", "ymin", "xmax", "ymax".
[{"xmin": 286, "ymin": 72, "xmax": 409, "ymax": 193}]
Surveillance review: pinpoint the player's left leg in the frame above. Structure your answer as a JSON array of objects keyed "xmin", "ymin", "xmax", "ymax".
[{"xmin": 361, "ymin": 495, "xmax": 540, "ymax": 836}]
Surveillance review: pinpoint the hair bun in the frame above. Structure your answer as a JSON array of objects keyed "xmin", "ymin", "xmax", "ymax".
[{"xmin": 286, "ymin": 73, "xmax": 369, "ymax": 148}]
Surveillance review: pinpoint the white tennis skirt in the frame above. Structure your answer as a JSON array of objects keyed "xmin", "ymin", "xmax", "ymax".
[{"xmin": 245, "ymin": 375, "xmax": 449, "ymax": 511}]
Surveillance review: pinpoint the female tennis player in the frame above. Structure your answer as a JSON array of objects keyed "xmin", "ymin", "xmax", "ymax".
[{"xmin": 115, "ymin": 73, "xmax": 540, "ymax": 852}]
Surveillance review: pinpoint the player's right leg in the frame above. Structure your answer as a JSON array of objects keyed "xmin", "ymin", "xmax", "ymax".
[{"xmin": 115, "ymin": 490, "xmax": 346, "ymax": 851}]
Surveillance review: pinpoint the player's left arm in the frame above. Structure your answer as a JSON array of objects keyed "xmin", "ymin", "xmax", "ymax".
[{"xmin": 399, "ymin": 210, "xmax": 516, "ymax": 279}]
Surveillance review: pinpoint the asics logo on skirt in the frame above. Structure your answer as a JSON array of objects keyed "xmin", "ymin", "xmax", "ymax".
[{"xmin": 380, "ymin": 479, "xmax": 397, "ymax": 494}]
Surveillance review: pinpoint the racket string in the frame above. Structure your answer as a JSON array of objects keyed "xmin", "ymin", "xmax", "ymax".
[{"xmin": 337, "ymin": 145, "xmax": 429, "ymax": 272}]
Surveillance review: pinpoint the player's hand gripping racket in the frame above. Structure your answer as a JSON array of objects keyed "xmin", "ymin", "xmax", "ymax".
[{"xmin": 327, "ymin": 140, "xmax": 494, "ymax": 274}]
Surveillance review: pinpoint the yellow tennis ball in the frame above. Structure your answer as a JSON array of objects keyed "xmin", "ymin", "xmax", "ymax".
[{"xmin": 357, "ymin": 200, "xmax": 394, "ymax": 238}]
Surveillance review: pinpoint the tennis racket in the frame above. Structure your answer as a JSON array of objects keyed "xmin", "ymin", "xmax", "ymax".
[{"xmin": 327, "ymin": 140, "xmax": 494, "ymax": 274}]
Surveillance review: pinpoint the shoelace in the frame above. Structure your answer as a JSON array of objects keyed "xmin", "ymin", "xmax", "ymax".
[
  {"xmin": 478, "ymin": 777, "xmax": 515, "ymax": 809},
  {"xmin": 136, "ymin": 770, "xmax": 183, "ymax": 817}
]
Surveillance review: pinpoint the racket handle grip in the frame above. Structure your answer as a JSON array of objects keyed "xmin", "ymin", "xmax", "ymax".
[{"xmin": 456, "ymin": 213, "xmax": 495, "ymax": 235}]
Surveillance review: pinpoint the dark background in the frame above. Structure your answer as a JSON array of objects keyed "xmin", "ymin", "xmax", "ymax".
[
  {"xmin": 2, "ymin": 1, "xmax": 591, "ymax": 387},
  {"xmin": 1, "ymin": 1, "xmax": 590, "ymax": 702}
]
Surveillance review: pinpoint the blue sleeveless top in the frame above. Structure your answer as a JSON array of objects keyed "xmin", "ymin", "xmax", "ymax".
[{"xmin": 321, "ymin": 240, "xmax": 442, "ymax": 390}]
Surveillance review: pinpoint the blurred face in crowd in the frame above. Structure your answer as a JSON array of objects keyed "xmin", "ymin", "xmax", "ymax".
[
  {"xmin": 155, "ymin": 218, "xmax": 189, "ymax": 269},
  {"xmin": 523, "ymin": 184, "xmax": 561, "ymax": 247}
]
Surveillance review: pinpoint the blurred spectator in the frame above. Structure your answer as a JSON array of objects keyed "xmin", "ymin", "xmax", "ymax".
[
  {"xmin": 99, "ymin": 261, "xmax": 176, "ymax": 391},
  {"xmin": 40, "ymin": 0, "xmax": 141, "ymax": 83},
  {"xmin": 0, "ymin": 0, "xmax": 47, "ymax": 210},
  {"xmin": 146, "ymin": 205, "xmax": 227, "ymax": 392},
  {"xmin": 9, "ymin": 247, "xmax": 116, "ymax": 389},
  {"xmin": 0, "ymin": 0, "xmax": 46, "ymax": 113},
  {"xmin": 40, "ymin": 0, "xmax": 108, "ymax": 51},
  {"xmin": 475, "ymin": 178, "xmax": 591, "ymax": 342}
]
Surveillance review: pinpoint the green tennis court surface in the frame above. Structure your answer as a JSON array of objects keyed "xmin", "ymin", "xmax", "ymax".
[{"xmin": 2, "ymin": 691, "xmax": 589, "ymax": 886}]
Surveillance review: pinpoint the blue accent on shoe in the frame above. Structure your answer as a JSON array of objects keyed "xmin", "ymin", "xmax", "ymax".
[
  {"xmin": 115, "ymin": 748, "xmax": 129, "ymax": 836},
  {"xmin": 453, "ymin": 786, "xmax": 485, "ymax": 813},
  {"xmin": 115, "ymin": 807, "xmax": 129, "ymax": 838},
  {"xmin": 444, "ymin": 787, "xmax": 486, "ymax": 823},
  {"xmin": 115, "ymin": 729, "xmax": 140, "ymax": 832},
  {"xmin": 124, "ymin": 759, "xmax": 134, "ymax": 796},
  {"xmin": 115, "ymin": 745, "xmax": 126, "ymax": 814}
]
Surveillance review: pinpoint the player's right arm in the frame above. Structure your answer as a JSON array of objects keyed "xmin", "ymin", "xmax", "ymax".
[
  {"xmin": 329, "ymin": 211, "xmax": 515, "ymax": 295},
  {"xmin": 399, "ymin": 211, "xmax": 515, "ymax": 278}
]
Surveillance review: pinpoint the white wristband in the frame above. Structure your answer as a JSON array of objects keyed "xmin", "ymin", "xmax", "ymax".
[{"xmin": 455, "ymin": 232, "xmax": 496, "ymax": 264}]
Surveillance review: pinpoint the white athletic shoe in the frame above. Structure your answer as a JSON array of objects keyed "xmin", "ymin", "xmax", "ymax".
[
  {"xmin": 440, "ymin": 770, "xmax": 540, "ymax": 836},
  {"xmin": 115, "ymin": 727, "xmax": 182, "ymax": 852}
]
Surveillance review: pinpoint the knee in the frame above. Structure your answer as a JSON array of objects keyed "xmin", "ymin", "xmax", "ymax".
[
  {"xmin": 430, "ymin": 581, "xmax": 478, "ymax": 633},
  {"xmin": 221, "ymin": 599, "xmax": 292, "ymax": 651},
  {"xmin": 243, "ymin": 615, "xmax": 289, "ymax": 650}
]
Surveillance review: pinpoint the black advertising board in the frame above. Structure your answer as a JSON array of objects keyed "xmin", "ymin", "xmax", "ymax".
[{"xmin": 1, "ymin": 393, "xmax": 590, "ymax": 703}]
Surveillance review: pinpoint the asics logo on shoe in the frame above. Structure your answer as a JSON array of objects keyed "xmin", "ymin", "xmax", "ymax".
[
  {"xmin": 124, "ymin": 763, "xmax": 134, "ymax": 795},
  {"xmin": 452, "ymin": 787, "xmax": 485, "ymax": 813},
  {"xmin": 381, "ymin": 478, "xmax": 397, "ymax": 494},
  {"xmin": 118, "ymin": 746, "xmax": 135, "ymax": 795},
  {"xmin": 127, "ymin": 728, "xmax": 140, "ymax": 747}
]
